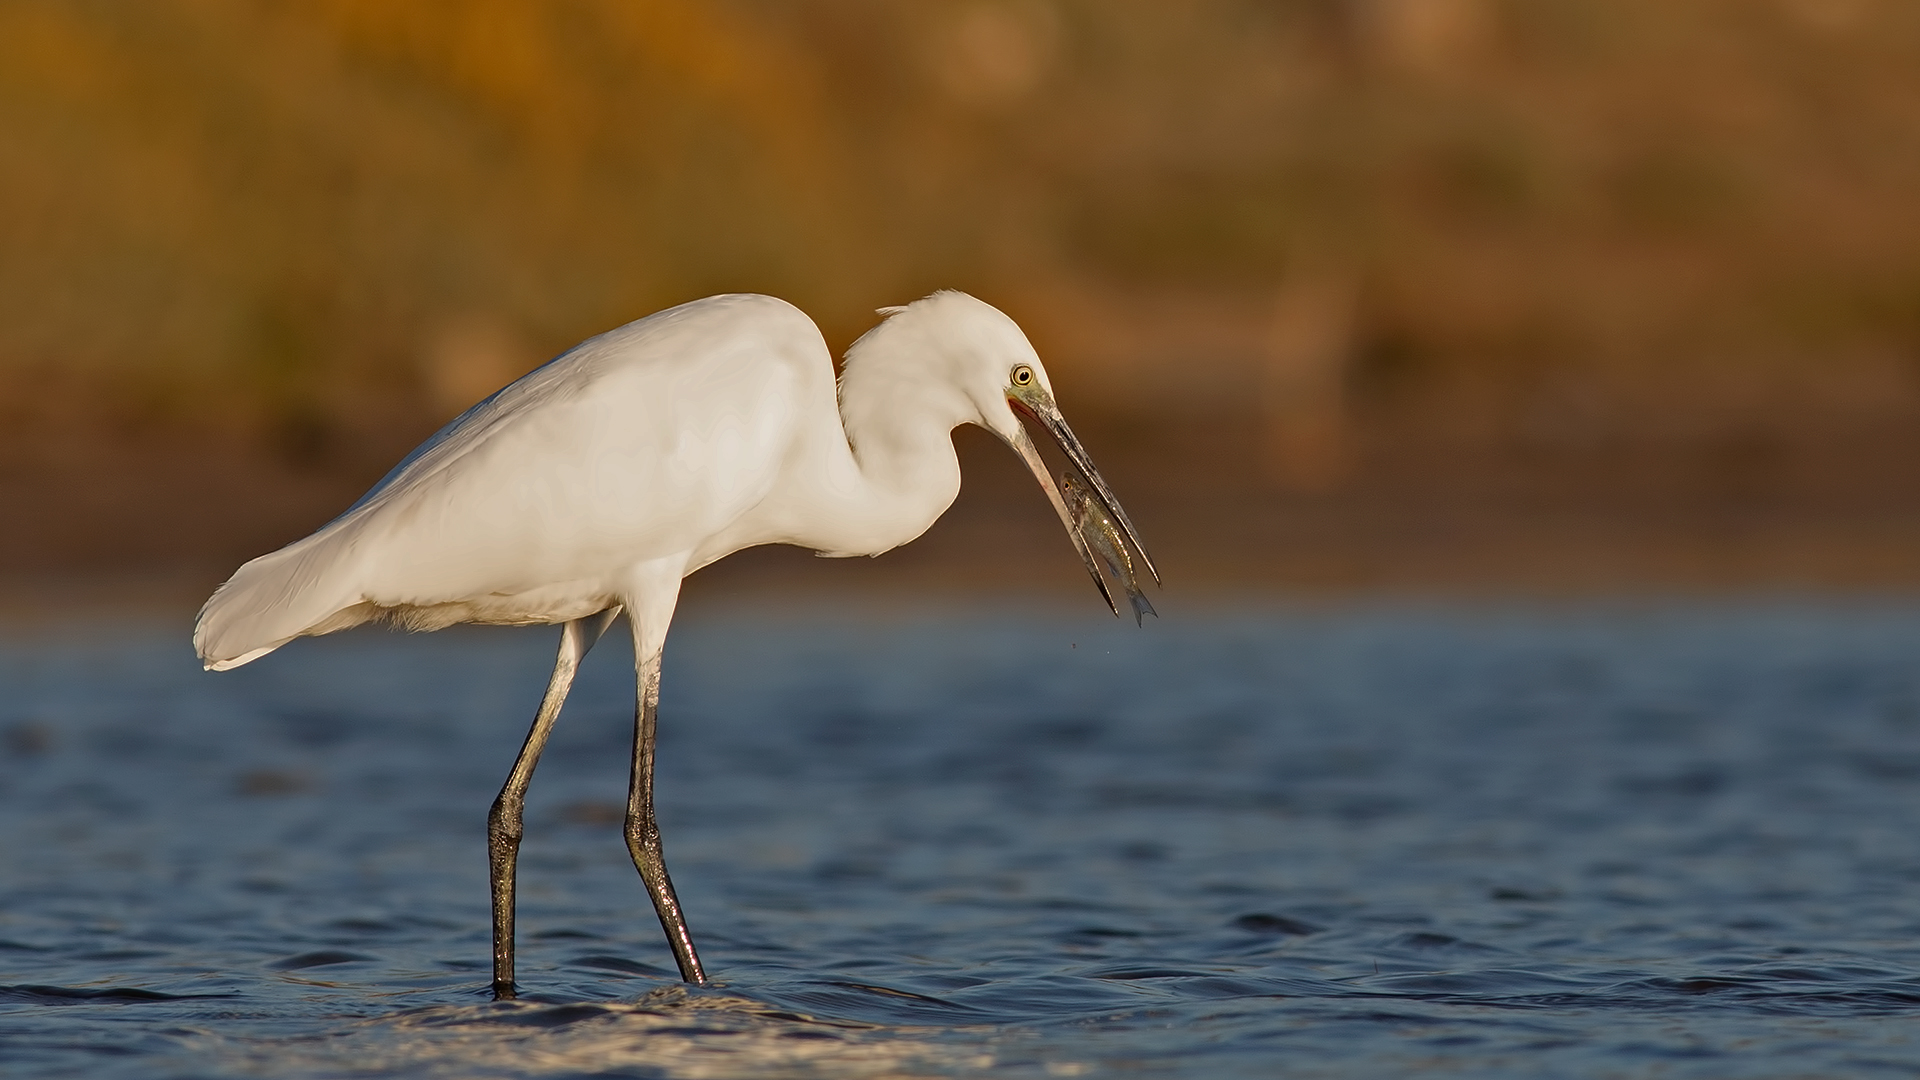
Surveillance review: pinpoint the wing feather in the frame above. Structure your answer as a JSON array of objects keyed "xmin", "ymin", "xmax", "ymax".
[{"xmin": 194, "ymin": 294, "xmax": 822, "ymax": 669}]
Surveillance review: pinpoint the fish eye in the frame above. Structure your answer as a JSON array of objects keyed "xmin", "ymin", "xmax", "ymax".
[{"xmin": 1011, "ymin": 364, "xmax": 1034, "ymax": 387}]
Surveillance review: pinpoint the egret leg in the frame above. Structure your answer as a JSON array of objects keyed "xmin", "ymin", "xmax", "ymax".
[
  {"xmin": 625, "ymin": 648, "xmax": 706, "ymax": 983},
  {"xmin": 488, "ymin": 608, "xmax": 620, "ymax": 1000}
]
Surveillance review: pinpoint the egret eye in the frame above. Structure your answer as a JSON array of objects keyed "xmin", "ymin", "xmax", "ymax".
[{"xmin": 1011, "ymin": 364, "xmax": 1034, "ymax": 387}]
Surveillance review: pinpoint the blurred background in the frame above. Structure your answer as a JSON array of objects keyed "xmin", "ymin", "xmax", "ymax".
[{"xmin": 4, "ymin": 0, "xmax": 1920, "ymax": 607}]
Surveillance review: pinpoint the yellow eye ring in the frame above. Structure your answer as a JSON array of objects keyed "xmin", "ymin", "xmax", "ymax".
[{"xmin": 1011, "ymin": 364, "xmax": 1034, "ymax": 387}]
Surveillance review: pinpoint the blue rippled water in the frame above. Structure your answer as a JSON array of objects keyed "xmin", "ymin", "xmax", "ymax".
[{"xmin": 6, "ymin": 602, "xmax": 1920, "ymax": 1077}]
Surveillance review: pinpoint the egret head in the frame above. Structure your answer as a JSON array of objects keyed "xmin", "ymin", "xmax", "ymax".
[{"xmin": 859, "ymin": 291, "xmax": 1159, "ymax": 616}]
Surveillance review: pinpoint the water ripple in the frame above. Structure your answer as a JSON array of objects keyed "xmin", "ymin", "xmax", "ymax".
[{"xmin": 6, "ymin": 605, "xmax": 1920, "ymax": 1076}]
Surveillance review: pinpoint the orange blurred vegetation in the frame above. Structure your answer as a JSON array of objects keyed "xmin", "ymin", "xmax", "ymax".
[{"xmin": 4, "ymin": 0, "xmax": 1920, "ymax": 594}]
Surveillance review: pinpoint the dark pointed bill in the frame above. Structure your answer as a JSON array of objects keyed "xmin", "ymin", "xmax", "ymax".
[{"xmin": 1003, "ymin": 384, "xmax": 1159, "ymax": 617}]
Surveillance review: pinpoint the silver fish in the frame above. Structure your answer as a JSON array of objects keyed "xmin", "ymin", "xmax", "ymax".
[{"xmin": 1062, "ymin": 472, "xmax": 1156, "ymax": 625}]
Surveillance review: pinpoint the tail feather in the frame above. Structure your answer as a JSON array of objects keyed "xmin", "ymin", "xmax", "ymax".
[{"xmin": 193, "ymin": 524, "xmax": 372, "ymax": 671}]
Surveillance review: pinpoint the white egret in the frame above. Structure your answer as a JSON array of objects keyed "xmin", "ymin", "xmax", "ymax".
[{"xmin": 194, "ymin": 291, "xmax": 1157, "ymax": 997}]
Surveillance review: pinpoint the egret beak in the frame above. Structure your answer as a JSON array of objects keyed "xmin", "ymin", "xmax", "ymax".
[{"xmin": 1003, "ymin": 382, "xmax": 1160, "ymax": 617}]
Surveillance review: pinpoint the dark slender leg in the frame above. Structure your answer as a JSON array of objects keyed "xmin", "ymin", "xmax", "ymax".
[
  {"xmin": 625, "ymin": 650, "xmax": 707, "ymax": 984},
  {"xmin": 488, "ymin": 609, "xmax": 619, "ymax": 1000}
]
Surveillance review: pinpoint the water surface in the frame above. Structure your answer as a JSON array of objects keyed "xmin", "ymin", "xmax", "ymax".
[{"xmin": 5, "ymin": 603, "xmax": 1920, "ymax": 1077}]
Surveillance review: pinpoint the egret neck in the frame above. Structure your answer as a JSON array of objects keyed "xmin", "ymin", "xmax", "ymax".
[{"xmin": 791, "ymin": 315, "xmax": 977, "ymax": 560}]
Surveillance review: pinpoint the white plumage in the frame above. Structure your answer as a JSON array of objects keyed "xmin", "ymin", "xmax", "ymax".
[{"xmin": 193, "ymin": 289, "xmax": 1155, "ymax": 995}]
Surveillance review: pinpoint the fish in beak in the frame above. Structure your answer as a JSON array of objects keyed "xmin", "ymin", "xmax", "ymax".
[
  {"xmin": 1003, "ymin": 380, "xmax": 1160, "ymax": 619},
  {"xmin": 1062, "ymin": 473, "xmax": 1156, "ymax": 625}
]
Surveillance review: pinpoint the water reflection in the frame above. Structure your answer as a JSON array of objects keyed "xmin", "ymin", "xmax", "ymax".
[{"xmin": 217, "ymin": 987, "xmax": 989, "ymax": 1080}]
